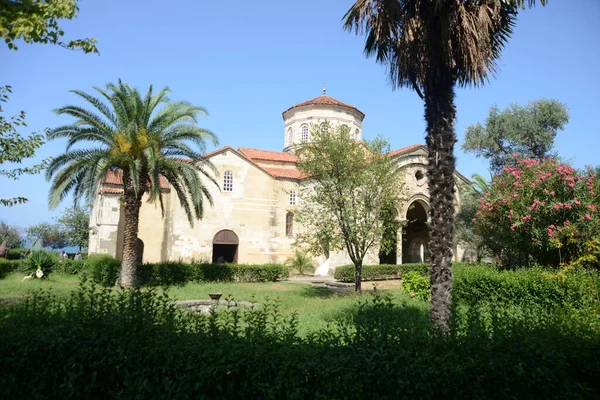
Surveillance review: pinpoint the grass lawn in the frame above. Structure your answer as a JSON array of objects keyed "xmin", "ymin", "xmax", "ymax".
[{"xmin": 0, "ymin": 273, "xmax": 424, "ymax": 335}]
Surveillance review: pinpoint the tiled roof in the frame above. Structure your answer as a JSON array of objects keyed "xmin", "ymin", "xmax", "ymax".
[
  {"xmin": 262, "ymin": 167, "xmax": 306, "ymax": 180},
  {"xmin": 283, "ymin": 95, "xmax": 365, "ymax": 119},
  {"xmin": 100, "ymin": 187, "xmax": 124, "ymax": 194},
  {"xmin": 388, "ymin": 144, "xmax": 425, "ymax": 157},
  {"xmin": 102, "ymin": 170, "xmax": 170, "ymax": 190},
  {"xmin": 238, "ymin": 147, "xmax": 298, "ymax": 163}
]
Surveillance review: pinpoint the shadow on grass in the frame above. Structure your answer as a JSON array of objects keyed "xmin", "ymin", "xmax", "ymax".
[{"xmin": 298, "ymin": 285, "xmax": 352, "ymax": 299}]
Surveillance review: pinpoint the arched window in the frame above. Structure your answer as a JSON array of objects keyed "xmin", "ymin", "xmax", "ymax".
[
  {"xmin": 285, "ymin": 212, "xmax": 294, "ymax": 237},
  {"xmin": 223, "ymin": 170, "xmax": 233, "ymax": 192},
  {"xmin": 354, "ymin": 128, "xmax": 360, "ymax": 141},
  {"xmin": 301, "ymin": 124, "xmax": 309, "ymax": 143},
  {"xmin": 287, "ymin": 128, "xmax": 293, "ymax": 146},
  {"xmin": 320, "ymin": 122, "xmax": 329, "ymax": 134},
  {"xmin": 289, "ymin": 190, "xmax": 297, "ymax": 205}
]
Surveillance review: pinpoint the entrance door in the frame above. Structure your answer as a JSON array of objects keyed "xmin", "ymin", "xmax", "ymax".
[{"xmin": 212, "ymin": 230, "xmax": 239, "ymax": 263}]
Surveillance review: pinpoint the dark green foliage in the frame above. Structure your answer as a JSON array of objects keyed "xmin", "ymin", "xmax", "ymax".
[
  {"xmin": 86, "ymin": 254, "xmax": 121, "ymax": 286},
  {"xmin": 87, "ymin": 257, "xmax": 288, "ymax": 287},
  {"xmin": 0, "ymin": 283, "xmax": 598, "ymax": 399},
  {"xmin": 453, "ymin": 265, "xmax": 599, "ymax": 309},
  {"xmin": 54, "ymin": 259, "xmax": 86, "ymax": 275},
  {"xmin": 334, "ymin": 263, "xmax": 428, "ymax": 282},
  {"xmin": 138, "ymin": 262, "xmax": 289, "ymax": 286},
  {"xmin": 0, "ymin": 259, "xmax": 21, "ymax": 278},
  {"xmin": 6, "ymin": 247, "xmax": 27, "ymax": 260}
]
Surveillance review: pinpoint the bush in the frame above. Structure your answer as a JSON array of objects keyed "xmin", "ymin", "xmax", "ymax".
[
  {"xmin": 86, "ymin": 254, "xmax": 121, "ymax": 286},
  {"xmin": 0, "ymin": 284, "xmax": 598, "ymax": 399},
  {"xmin": 54, "ymin": 259, "xmax": 87, "ymax": 275},
  {"xmin": 401, "ymin": 271, "xmax": 430, "ymax": 301},
  {"xmin": 453, "ymin": 264, "xmax": 599, "ymax": 308},
  {"xmin": 21, "ymin": 251, "xmax": 57, "ymax": 278},
  {"xmin": 138, "ymin": 262, "xmax": 288, "ymax": 286},
  {"xmin": 334, "ymin": 263, "xmax": 428, "ymax": 282},
  {"xmin": 0, "ymin": 259, "xmax": 21, "ymax": 279},
  {"xmin": 6, "ymin": 248, "xmax": 27, "ymax": 260},
  {"xmin": 285, "ymin": 251, "xmax": 317, "ymax": 276}
]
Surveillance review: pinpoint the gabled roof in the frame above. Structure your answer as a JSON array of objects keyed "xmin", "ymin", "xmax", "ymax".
[
  {"xmin": 238, "ymin": 147, "xmax": 298, "ymax": 163},
  {"xmin": 100, "ymin": 170, "xmax": 170, "ymax": 194},
  {"xmin": 388, "ymin": 144, "xmax": 426, "ymax": 158},
  {"xmin": 282, "ymin": 94, "xmax": 365, "ymax": 119},
  {"xmin": 263, "ymin": 167, "xmax": 306, "ymax": 180}
]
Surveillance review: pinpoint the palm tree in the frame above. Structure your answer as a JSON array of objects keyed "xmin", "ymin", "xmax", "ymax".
[
  {"xmin": 46, "ymin": 81, "xmax": 218, "ymax": 287},
  {"xmin": 470, "ymin": 173, "xmax": 492, "ymax": 196},
  {"xmin": 344, "ymin": 0, "xmax": 546, "ymax": 330},
  {"xmin": 285, "ymin": 250, "xmax": 317, "ymax": 276}
]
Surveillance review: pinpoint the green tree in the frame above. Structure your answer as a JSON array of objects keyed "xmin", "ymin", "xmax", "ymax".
[
  {"xmin": 296, "ymin": 123, "xmax": 405, "ymax": 293},
  {"xmin": 344, "ymin": 0, "xmax": 546, "ymax": 330},
  {"xmin": 463, "ymin": 99, "xmax": 569, "ymax": 174},
  {"xmin": 0, "ymin": 0, "xmax": 98, "ymax": 53},
  {"xmin": 27, "ymin": 222, "xmax": 68, "ymax": 249},
  {"xmin": 57, "ymin": 205, "xmax": 89, "ymax": 251},
  {"xmin": 0, "ymin": 221, "xmax": 24, "ymax": 248},
  {"xmin": 46, "ymin": 81, "xmax": 218, "ymax": 287},
  {"xmin": 0, "ymin": 86, "xmax": 47, "ymax": 206}
]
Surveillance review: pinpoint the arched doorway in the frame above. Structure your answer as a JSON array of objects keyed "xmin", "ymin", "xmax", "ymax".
[
  {"xmin": 402, "ymin": 201, "xmax": 429, "ymax": 264},
  {"xmin": 212, "ymin": 229, "xmax": 239, "ymax": 264}
]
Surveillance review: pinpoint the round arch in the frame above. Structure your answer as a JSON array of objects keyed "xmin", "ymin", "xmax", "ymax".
[
  {"xmin": 402, "ymin": 198, "xmax": 430, "ymax": 264},
  {"xmin": 212, "ymin": 229, "xmax": 239, "ymax": 263}
]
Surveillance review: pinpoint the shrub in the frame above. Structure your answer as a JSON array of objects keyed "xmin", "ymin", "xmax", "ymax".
[
  {"xmin": 0, "ymin": 285, "xmax": 598, "ymax": 399},
  {"xmin": 54, "ymin": 259, "xmax": 87, "ymax": 275},
  {"xmin": 137, "ymin": 262, "xmax": 191, "ymax": 286},
  {"xmin": 86, "ymin": 254, "xmax": 121, "ymax": 286},
  {"xmin": 453, "ymin": 264, "xmax": 599, "ymax": 308},
  {"xmin": 21, "ymin": 251, "xmax": 57, "ymax": 278},
  {"xmin": 475, "ymin": 157, "xmax": 600, "ymax": 267},
  {"xmin": 401, "ymin": 271, "xmax": 430, "ymax": 301},
  {"xmin": 231, "ymin": 263, "xmax": 288, "ymax": 282},
  {"xmin": 334, "ymin": 263, "xmax": 428, "ymax": 282},
  {"xmin": 0, "ymin": 259, "xmax": 21, "ymax": 279},
  {"xmin": 6, "ymin": 248, "xmax": 27, "ymax": 260}
]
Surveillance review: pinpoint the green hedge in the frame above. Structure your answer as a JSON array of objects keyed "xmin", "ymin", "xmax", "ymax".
[
  {"xmin": 0, "ymin": 284, "xmax": 598, "ymax": 399},
  {"xmin": 137, "ymin": 262, "xmax": 289, "ymax": 286},
  {"xmin": 453, "ymin": 265, "xmax": 599, "ymax": 308},
  {"xmin": 5, "ymin": 248, "xmax": 27, "ymax": 260},
  {"xmin": 334, "ymin": 263, "xmax": 428, "ymax": 282},
  {"xmin": 86, "ymin": 256, "xmax": 289, "ymax": 287},
  {"xmin": 0, "ymin": 259, "xmax": 21, "ymax": 279}
]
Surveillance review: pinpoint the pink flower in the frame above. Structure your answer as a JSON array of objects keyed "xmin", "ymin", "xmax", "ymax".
[
  {"xmin": 564, "ymin": 204, "xmax": 572, "ymax": 209},
  {"xmin": 568, "ymin": 183, "xmax": 575, "ymax": 188},
  {"xmin": 574, "ymin": 200, "xmax": 581, "ymax": 205},
  {"xmin": 472, "ymin": 218, "xmax": 477, "ymax": 222},
  {"xmin": 585, "ymin": 214, "xmax": 592, "ymax": 221},
  {"xmin": 513, "ymin": 193, "xmax": 519, "ymax": 198},
  {"xmin": 587, "ymin": 205, "xmax": 597, "ymax": 210},
  {"xmin": 550, "ymin": 191, "xmax": 556, "ymax": 196}
]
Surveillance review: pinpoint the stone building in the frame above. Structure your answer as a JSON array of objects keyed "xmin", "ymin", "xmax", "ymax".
[{"xmin": 88, "ymin": 92, "xmax": 470, "ymax": 272}]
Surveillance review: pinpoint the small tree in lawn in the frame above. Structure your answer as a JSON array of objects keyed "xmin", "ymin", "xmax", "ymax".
[
  {"xmin": 285, "ymin": 250, "xmax": 317, "ymax": 276},
  {"xmin": 296, "ymin": 123, "xmax": 406, "ymax": 293}
]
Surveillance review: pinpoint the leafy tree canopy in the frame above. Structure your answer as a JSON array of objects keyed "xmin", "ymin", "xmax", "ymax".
[
  {"xmin": 57, "ymin": 205, "xmax": 89, "ymax": 250},
  {"xmin": 295, "ymin": 123, "xmax": 407, "ymax": 293},
  {"xmin": 0, "ymin": 220, "xmax": 24, "ymax": 248},
  {"xmin": 0, "ymin": 0, "xmax": 98, "ymax": 53},
  {"xmin": 0, "ymin": 86, "xmax": 47, "ymax": 206},
  {"xmin": 27, "ymin": 222, "xmax": 68, "ymax": 249},
  {"xmin": 462, "ymin": 99, "xmax": 569, "ymax": 174}
]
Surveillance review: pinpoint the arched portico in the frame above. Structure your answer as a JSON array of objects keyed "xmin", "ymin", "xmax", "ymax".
[{"xmin": 402, "ymin": 199, "xmax": 429, "ymax": 264}]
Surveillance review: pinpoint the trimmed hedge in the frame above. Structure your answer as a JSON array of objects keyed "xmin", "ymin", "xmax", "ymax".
[
  {"xmin": 86, "ymin": 256, "xmax": 289, "ymax": 287},
  {"xmin": 5, "ymin": 248, "xmax": 27, "ymax": 260},
  {"xmin": 0, "ymin": 259, "xmax": 21, "ymax": 279},
  {"xmin": 137, "ymin": 262, "xmax": 289, "ymax": 286},
  {"xmin": 453, "ymin": 265, "xmax": 599, "ymax": 308},
  {"xmin": 334, "ymin": 263, "xmax": 428, "ymax": 282},
  {"xmin": 0, "ymin": 284, "xmax": 598, "ymax": 399}
]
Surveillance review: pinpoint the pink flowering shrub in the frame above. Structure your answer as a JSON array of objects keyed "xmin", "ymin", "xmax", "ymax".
[{"xmin": 474, "ymin": 156, "xmax": 600, "ymax": 267}]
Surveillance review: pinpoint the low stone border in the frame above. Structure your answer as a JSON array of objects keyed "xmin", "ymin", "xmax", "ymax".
[{"xmin": 173, "ymin": 299, "xmax": 256, "ymax": 314}]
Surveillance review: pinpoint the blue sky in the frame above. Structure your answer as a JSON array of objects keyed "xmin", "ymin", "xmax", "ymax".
[{"xmin": 1, "ymin": 0, "xmax": 599, "ymax": 230}]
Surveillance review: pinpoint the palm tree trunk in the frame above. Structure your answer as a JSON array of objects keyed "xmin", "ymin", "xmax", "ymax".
[
  {"xmin": 424, "ymin": 76, "xmax": 457, "ymax": 332},
  {"xmin": 118, "ymin": 173, "xmax": 142, "ymax": 288}
]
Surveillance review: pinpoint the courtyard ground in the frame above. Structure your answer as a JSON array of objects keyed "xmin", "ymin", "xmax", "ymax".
[{"xmin": 0, "ymin": 273, "xmax": 419, "ymax": 335}]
